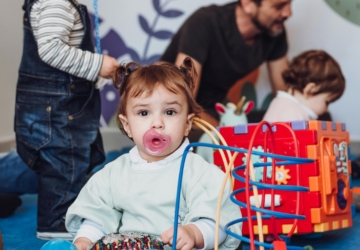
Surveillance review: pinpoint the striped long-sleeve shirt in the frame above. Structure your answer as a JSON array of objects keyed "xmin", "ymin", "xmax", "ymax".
[{"xmin": 30, "ymin": 0, "xmax": 103, "ymax": 81}]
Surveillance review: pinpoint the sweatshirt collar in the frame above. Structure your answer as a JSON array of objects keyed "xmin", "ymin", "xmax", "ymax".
[{"xmin": 277, "ymin": 91, "xmax": 318, "ymax": 120}]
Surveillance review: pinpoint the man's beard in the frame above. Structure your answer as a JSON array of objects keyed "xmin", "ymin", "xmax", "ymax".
[{"xmin": 251, "ymin": 13, "xmax": 285, "ymax": 37}]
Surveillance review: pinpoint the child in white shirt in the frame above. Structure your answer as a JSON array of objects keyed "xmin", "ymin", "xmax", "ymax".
[
  {"xmin": 263, "ymin": 50, "xmax": 345, "ymax": 122},
  {"xmin": 65, "ymin": 57, "xmax": 242, "ymax": 250}
]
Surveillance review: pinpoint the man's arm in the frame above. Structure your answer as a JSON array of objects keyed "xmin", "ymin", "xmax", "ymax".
[
  {"xmin": 267, "ymin": 55, "xmax": 289, "ymax": 94},
  {"xmin": 174, "ymin": 53, "xmax": 219, "ymax": 127}
]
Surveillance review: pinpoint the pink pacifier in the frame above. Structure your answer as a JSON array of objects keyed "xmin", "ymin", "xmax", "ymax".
[{"xmin": 142, "ymin": 129, "xmax": 171, "ymax": 155}]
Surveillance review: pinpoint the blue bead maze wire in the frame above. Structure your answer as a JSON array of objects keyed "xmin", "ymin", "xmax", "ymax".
[
  {"xmin": 172, "ymin": 142, "xmax": 314, "ymax": 250},
  {"xmin": 226, "ymin": 218, "xmax": 305, "ymax": 250},
  {"xmin": 93, "ymin": 0, "xmax": 101, "ymax": 53}
]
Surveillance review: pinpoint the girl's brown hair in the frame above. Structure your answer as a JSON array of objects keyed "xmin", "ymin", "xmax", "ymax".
[
  {"xmin": 112, "ymin": 57, "xmax": 203, "ymax": 135},
  {"xmin": 282, "ymin": 50, "xmax": 345, "ymax": 102}
]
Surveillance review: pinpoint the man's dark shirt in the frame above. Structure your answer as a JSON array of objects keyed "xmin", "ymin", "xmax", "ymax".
[{"xmin": 161, "ymin": 2, "xmax": 288, "ymax": 119}]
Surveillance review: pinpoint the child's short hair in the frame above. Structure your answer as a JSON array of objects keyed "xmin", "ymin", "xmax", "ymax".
[
  {"xmin": 282, "ymin": 50, "xmax": 345, "ymax": 102},
  {"xmin": 112, "ymin": 57, "xmax": 203, "ymax": 135}
]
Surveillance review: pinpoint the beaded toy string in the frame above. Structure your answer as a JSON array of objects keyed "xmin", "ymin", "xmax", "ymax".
[{"xmin": 93, "ymin": 0, "xmax": 101, "ymax": 53}]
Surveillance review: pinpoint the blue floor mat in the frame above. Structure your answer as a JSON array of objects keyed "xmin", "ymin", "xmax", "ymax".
[
  {"xmin": 2, "ymin": 180, "xmax": 360, "ymax": 249},
  {"xmin": 0, "ymin": 195, "xmax": 47, "ymax": 249},
  {"xmin": 1, "ymin": 194, "xmax": 360, "ymax": 250}
]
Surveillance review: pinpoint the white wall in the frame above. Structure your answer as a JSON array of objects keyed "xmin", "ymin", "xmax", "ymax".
[{"xmin": 0, "ymin": 0, "xmax": 23, "ymax": 141}]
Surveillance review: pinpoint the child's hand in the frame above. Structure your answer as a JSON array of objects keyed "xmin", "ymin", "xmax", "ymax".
[
  {"xmin": 99, "ymin": 55, "xmax": 120, "ymax": 79},
  {"xmin": 161, "ymin": 224, "xmax": 204, "ymax": 250},
  {"xmin": 74, "ymin": 237, "xmax": 93, "ymax": 250}
]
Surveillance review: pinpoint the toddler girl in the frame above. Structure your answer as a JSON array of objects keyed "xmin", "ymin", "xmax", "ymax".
[{"xmin": 65, "ymin": 58, "xmax": 242, "ymax": 250}]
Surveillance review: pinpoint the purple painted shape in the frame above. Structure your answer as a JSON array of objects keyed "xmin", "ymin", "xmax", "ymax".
[
  {"xmin": 161, "ymin": 10, "xmax": 184, "ymax": 18},
  {"xmin": 153, "ymin": 30, "xmax": 173, "ymax": 40},
  {"xmin": 332, "ymin": 122, "xmax": 337, "ymax": 131},
  {"xmin": 321, "ymin": 121, "xmax": 327, "ymax": 130},
  {"xmin": 100, "ymin": 84, "xmax": 120, "ymax": 124},
  {"xmin": 234, "ymin": 124, "xmax": 248, "ymax": 134},
  {"xmin": 153, "ymin": 0, "xmax": 184, "ymax": 18},
  {"xmin": 262, "ymin": 124, "xmax": 276, "ymax": 133},
  {"xmin": 139, "ymin": 15, "xmax": 152, "ymax": 35},
  {"xmin": 100, "ymin": 30, "xmax": 129, "ymax": 59},
  {"xmin": 291, "ymin": 120, "xmax": 308, "ymax": 131},
  {"xmin": 89, "ymin": 0, "xmax": 184, "ymax": 127},
  {"xmin": 342, "ymin": 123, "xmax": 346, "ymax": 131}
]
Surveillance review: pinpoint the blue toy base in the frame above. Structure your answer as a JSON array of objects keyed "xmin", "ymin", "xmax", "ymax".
[{"xmin": 40, "ymin": 239, "xmax": 76, "ymax": 250}]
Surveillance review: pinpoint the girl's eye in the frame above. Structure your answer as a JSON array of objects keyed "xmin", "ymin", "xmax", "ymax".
[
  {"xmin": 139, "ymin": 111, "xmax": 148, "ymax": 116},
  {"xmin": 325, "ymin": 101, "xmax": 330, "ymax": 106},
  {"xmin": 166, "ymin": 110, "xmax": 176, "ymax": 115}
]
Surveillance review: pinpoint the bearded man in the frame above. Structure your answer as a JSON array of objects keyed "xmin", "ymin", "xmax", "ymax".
[{"xmin": 161, "ymin": 0, "xmax": 292, "ymax": 127}]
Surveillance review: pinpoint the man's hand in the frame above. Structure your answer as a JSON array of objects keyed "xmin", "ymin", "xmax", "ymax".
[
  {"xmin": 74, "ymin": 237, "xmax": 93, "ymax": 250},
  {"xmin": 99, "ymin": 55, "xmax": 120, "ymax": 79},
  {"xmin": 161, "ymin": 224, "xmax": 204, "ymax": 250}
]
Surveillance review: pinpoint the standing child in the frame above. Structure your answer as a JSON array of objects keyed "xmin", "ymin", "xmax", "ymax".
[
  {"xmin": 65, "ymin": 58, "xmax": 242, "ymax": 250},
  {"xmin": 263, "ymin": 50, "xmax": 345, "ymax": 122},
  {"xmin": 15, "ymin": 0, "xmax": 119, "ymax": 240}
]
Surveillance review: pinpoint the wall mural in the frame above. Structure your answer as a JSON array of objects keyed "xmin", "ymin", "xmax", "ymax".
[
  {"xmin": 324, "ymin": 0, "xmax": 360, "ymax": 27},
  {"xmin": 85, "ymin": 0, "xmax": 360, "ymax": 139},
  {"xmin": 89, "ymin": 0, "xmax": 185, "ymax": 127}
]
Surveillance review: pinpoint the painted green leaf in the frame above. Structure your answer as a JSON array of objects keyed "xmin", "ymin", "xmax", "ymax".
[
  {"xmin": 324, "ymin": 0, "xmax": 360, "ymax": 26},
  {"xmin": 240, "ymin": 82, "xmax": 258, "ymax": 110},
  {"xmin": 260, "ymin": 92, "xmax": 275, "ymax": 111}
]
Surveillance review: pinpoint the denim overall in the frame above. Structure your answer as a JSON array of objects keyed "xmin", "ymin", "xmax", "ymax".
[{"xmin": 15, "ymin": 0, "xmax": 105, "ymax": 232}]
